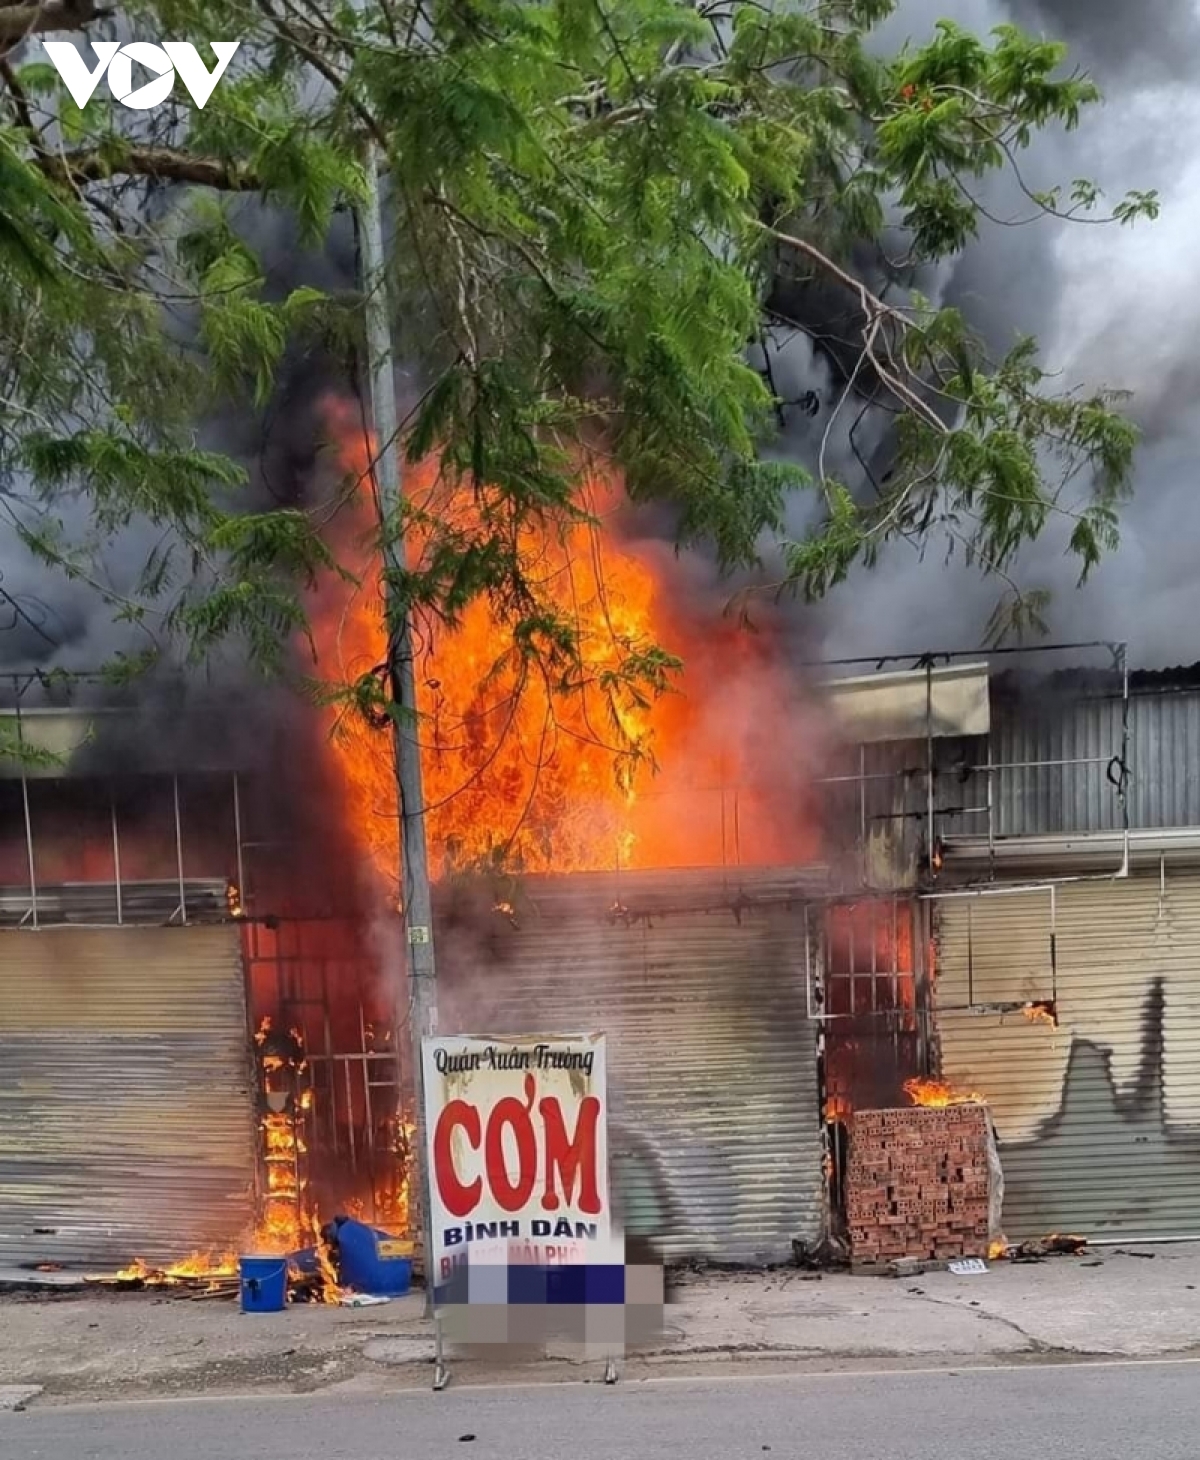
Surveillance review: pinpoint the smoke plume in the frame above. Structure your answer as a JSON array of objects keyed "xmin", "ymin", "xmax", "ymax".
[
  {"xmin": 802, "ymin": 0, "xmax": 1200, "ymax": 669},
  {"xmin": 7, "ymin": 0, "xmax": 1196, "ymax": 698}
]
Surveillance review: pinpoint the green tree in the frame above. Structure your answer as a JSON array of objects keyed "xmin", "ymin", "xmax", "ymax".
[{"xmin": 0, "ymin": 1, "xmax": 1157, "ymax": 687}]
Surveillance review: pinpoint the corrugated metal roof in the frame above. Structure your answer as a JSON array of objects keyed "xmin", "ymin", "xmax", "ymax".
[
  {"xmin": 0, "ymin": 925, "xmax": 257, "ymax": 1268},
  {"xmin": 934, "ymin": 874, "xmax": 1200, "ymax": 1241}
]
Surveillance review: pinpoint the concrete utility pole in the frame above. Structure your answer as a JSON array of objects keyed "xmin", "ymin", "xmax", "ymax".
[{"xmin": 358, "ymin": 149, "xmax": 439, "ymax": 1308}]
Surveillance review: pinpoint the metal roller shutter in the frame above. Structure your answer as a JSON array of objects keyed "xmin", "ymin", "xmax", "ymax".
[
  {"xmin": 0, "ymin": 925, "xmax": 257, "ymax": 1268},
  {"xmin": 437, "ymin": 871, "xmax": 823, "ymax": 1265},
  {"xmin": 935, "ymin": 872, "xmax": 1200, "ymax": 1242}
]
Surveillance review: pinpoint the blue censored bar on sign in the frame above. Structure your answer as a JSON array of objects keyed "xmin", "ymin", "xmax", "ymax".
[{"xmin": 435, "ymin": 1262, "xmax": 626, "ymax": 1307}]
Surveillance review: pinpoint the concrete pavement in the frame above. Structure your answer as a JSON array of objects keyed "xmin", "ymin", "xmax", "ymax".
[
  {"xmin": 6, "ymin": 1360, "xmax": 1200, "ymax": 1460},
  {"xmin": 5, "ymin": 1243, "xmax": 1200, "ymax": 1404}
]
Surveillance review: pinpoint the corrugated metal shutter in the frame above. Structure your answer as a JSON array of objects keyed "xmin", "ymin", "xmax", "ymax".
[
  {"xmin": 0, "ymin": 925, "xmax": 257, "ymax": 1268},
  {"xmin": 935, "ymin": 873, "xmax": 1200, "ymax": 1241},
  {"xmin": 437, "ymin": 874, "xmax": 823, "ymax": 1265}
]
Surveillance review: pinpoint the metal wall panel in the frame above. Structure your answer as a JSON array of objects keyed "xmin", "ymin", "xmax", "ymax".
[
  {"xmin": 0, "ymin": 925, "xmax": 257, "ymax": 1268},
  {"xmin": 935, "ymin": 873, "xmax": 1200, "ymax": 1241},
  {"xmin": 852, "ymin": 687, "xmax": 1200, "ymax": 845},
  {"xmin": 436, "ymin": 870, "xmax": 823, "ymax": 1265},
  {"xmin": 982, "ymin": 692, "xmax": 1200, "ymax": 837}
]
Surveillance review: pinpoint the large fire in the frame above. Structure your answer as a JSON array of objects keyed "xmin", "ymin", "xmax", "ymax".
[
  {"xmin": 312, "ymin": 398, "xmax": 822, "ymax": 882},
  {"xmin": 119, "ymin": 401, "xmax": 820, "ymax": 1297}
]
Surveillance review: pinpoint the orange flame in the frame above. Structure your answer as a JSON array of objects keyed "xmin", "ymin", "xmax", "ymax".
[
  {"xmin": 312, "ymin": 398, "xmax": 822, "ymax": 880},
  {"xmin": 902, "ymin": 1077, "xmax": 985, "ymax": 1108},
  {"xmin": 309, "ymin": 1213, "xmax": 342, "ymax": 1305},
  {"xmin": 111, "ymin": 1252, "xmax": 238, "ymax": 1286}
]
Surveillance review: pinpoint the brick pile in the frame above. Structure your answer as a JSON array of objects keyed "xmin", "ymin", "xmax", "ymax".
[{"xmin": 846, "ymin": 1105, "xmax": 992, "ymax": 1264}]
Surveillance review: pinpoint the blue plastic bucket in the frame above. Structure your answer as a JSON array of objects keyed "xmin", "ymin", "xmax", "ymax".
[{"xmin": 239, "ymin": 1256, "xmax": 288, "ymax": 1314}]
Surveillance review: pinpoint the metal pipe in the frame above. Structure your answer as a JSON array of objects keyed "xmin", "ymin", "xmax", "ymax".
[
  {"xmin": 802, "ymin": 639, "xmax": 1121, "ymax": 670},
  {"xmin": 16, "ymin": 702, "xmax": 37, "ymax": 930},
  {"xmin": 925, "ymin": 663, "xmax": 935, "ymax": 868},
  {"xmin": 816, "ymin": 755, "xmax": 1115, "ymax": 787},
  {"xmin": 963, "ymin": 756, "xmax": 1113, "ymax": 773},
  {"xmin": 867, "ymin": 804, "xmax": 991, "ymax": 821},
  {"xmin": 324, "ymin": 998, "xmax": 339, "ymax": 1159},
  {"xmin": 858, "ymin": 744, "xmax": 867, "ymax": 847},
  {"xmin": 173, "ymin": 775, "xmax": 187, "ymax": 925},
  {"xmin": 111, "ymin": 793, "xmax": 123, "ymax": 925},
  {"xmin": 344, "ymin": 1057, "xmax": 357, "ymax": 1173},
  {"xmin": 814, "ymin": 770, "xmax": 909, "ymax": 786},
  {"xmin": 233, "ymin": 774, "xmax": 246, "ymax": 910},
  {"xmin": 920, "ymin": 874, "xmax": 1122, "ymax": 899},
  {"xmin": 1049, "ymin": 883, "xmax": 1058, "ymax": 1006}
]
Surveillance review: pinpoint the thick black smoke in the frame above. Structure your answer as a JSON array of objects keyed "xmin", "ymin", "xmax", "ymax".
[
  {"xmin": 0, "ymin": 204, "xmax": 360, "ymax": 773},
  {"xmin": 806, "ymin": 0, "xmax": 1200, "ymax": 668},
  {"xmin": 618, "ymin": 1, "xmax": 1200, "ymax": 673}
]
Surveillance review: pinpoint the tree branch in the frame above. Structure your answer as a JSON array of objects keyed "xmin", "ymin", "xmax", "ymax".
[
  {"xmin": 0, "ymin": 53, "xmax": 36, "ymax": 135},
  {"xmin": 760, "ymin": 221, "xmax": 951, "ymax": 436},
  {"xmin": 42, "ymin": 145, "xmax": 258, "ymax": 191},
  {"xmin": 0, "ymin": 0, "xmax": 112, "ymax": 43},
  {"xmin": 253, "ymin": 0, "xmax": 391, "ymax": 150}
]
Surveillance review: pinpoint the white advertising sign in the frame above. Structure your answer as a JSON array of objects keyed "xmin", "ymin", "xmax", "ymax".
[{"xmin": 421, "ymin": 1034, "xmax": 609, "ymax": 1289}]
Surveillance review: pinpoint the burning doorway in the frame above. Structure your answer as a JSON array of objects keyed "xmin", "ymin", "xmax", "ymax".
[
  {"xmin": 241, "ymin": 914, "xmax": 414, "ymax": 1251},
  {"xmin": 811, "ymin": 896, "xmax": 929, "ymax": 1237}
]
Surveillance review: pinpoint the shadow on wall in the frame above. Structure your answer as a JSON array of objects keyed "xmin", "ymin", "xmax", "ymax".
[
  {"xmin": 992, "ymin": 980, "xmax": 1200, "ymax": 1240},
  {"xmin": 610, "ymin": 1123, "xmax": 686, "ymax": 1272}
]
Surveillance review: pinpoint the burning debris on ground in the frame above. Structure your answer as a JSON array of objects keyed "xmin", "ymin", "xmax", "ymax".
[
  {"xmin": 993, "ymin": 1234, "xmax": 1090, "ymax": 1263},
  {"xmin": 78, "ymin": 1004, "xmax": 417, "ymax": 1308}
]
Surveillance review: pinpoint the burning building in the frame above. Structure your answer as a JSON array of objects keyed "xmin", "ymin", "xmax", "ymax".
[
  {"xmin": 0, "ymin": 681, "xmax": 410, "ymax": 1272},
  {"xmin": 0, "ymin": 451, "xmax": 846, "ymax": 1275},
  {"xmin": 0, "ymin": 411, "xmax": 944, "ymax": 1274},
  {"xmin": 5, "ymin": 418, "xmax": 1198, "ymax": 1276},
  {"xmin": 815, "ymin": 647, "xmax": 1200, "ymax": 1248},
  {"xmin": 924, "ymin": 656, "xmax": 1200, "ymax": 1245}
]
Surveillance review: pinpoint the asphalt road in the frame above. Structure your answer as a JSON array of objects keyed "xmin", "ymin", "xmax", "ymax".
[{"xmin": 5, "ymin": 1359, "xmax": 1200, "ymax": 1460}]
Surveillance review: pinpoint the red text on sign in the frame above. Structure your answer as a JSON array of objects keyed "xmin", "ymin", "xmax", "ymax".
[{"xmin": 433, "ymin": 1072, "xmax": 602, "ymax": 1217}]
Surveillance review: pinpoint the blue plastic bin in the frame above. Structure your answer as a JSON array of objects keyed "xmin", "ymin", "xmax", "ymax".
[
  {"xmin": 239, "ymin": 1255, "xmax": 288, "ymax": 1313},
  {"xmin": 333, "ymin": 1217, "xmax": 412, "ymax": 1296}
]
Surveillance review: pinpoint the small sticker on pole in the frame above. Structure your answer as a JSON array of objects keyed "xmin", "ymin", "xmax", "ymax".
[{"xmin": 408, "ymin": 925, "xmax": 431, "ymax": 945}]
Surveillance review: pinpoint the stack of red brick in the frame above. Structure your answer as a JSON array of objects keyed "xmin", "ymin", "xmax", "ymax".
[{"xmin": 846, "ymin": 1105, "xmax": 991, "ymax": 1264}]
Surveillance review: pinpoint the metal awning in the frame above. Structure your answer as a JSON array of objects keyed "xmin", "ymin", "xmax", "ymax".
[{"xmin": 822, "ymin": 662, "xmax": 991, "ymax": 744}]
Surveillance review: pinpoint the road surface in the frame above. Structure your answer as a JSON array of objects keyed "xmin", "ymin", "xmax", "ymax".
[{"xmin": 5, "ymin": 1358, "xmax": 1200, "ymax": 1459}]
